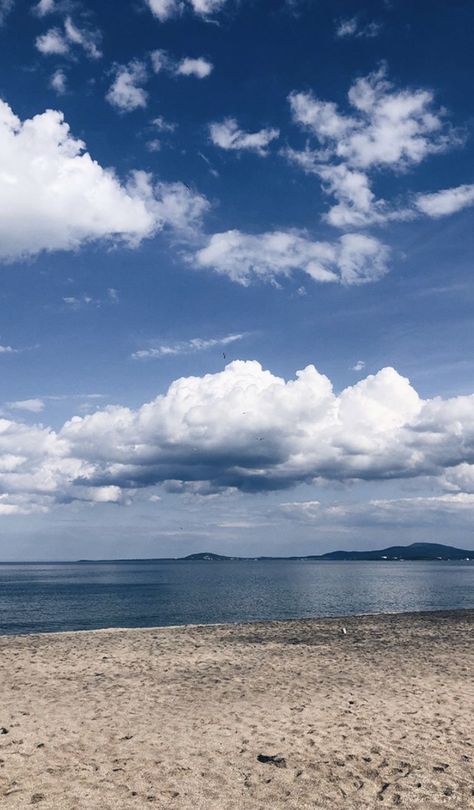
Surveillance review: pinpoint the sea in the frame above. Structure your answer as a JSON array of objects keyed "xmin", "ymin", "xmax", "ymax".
[{"xmin": 0, "ymin": 559, "xmax": 473, "ymax": 635}]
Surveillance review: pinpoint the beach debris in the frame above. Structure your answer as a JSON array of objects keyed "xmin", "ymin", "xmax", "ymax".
[
  {"xmin": 341, "ymin": 627, "xmax": 347, "ymax": 635},
  {"xmin": 257, "ymin": 753, "xmax": 287, "ymax": 768},
  {"xmin": 0, "ymin": 727, "xmax": 9, "ymax": 735},
  {"xmin": 31, "ymin": 794, "xmax": 45, "ymax": 804}
]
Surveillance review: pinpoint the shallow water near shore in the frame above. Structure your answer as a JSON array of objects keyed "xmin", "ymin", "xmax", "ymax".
[{"xmin": 1, "ymin": 558, "xmax": 473, "ymax": 635}]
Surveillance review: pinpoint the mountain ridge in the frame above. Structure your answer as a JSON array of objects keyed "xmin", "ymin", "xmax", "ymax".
[{"xmin": 182, "ymin": 543, "xmax": 473, "ymax": 562}]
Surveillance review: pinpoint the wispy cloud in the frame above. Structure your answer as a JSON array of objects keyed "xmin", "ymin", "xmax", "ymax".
[
  {"xmin": 7, "ymin": 398, "xmax": 45, "ymax": 413},
  {"xmin": 62, "ymin": 289, "xmax": 120, "ymax": 309},
  {"xmin": 145, "ymin": 0, "xmax": 227, "ymax": 22},
  {"xmin": 132, "ymin": 333, "xmax": 246, "ymax": 359},
  {"xmin": 50, "ymin": 68, "xmax": 67, "ymax": 94},
  {"xmin": 108, "ymin": 51, "xmax": 213, "ymax": 113},
  {"xmin": 335, "ymin": 16, "xmax": 382, "ymax": 39},
  {"xmin": 150, "ymin": 49, "xmax": 213, "ymax": 79},
  {"xmin": 209, "ymin": 118, "xmax": 279, "ymax": 156},
  {"xmin": 414, "ymin": 183, "xmax": 474, "ymax": 218},
  {"xmin": 36, "ymin": 16, "xmax": 102, "ymax": 59},
  {"xmin": 33, "ymin": 0, "xmax": 56, "ymax": 17},
  {"xmin": 0, "ymin": 0, "xmax": 14, "ymax": 26}
]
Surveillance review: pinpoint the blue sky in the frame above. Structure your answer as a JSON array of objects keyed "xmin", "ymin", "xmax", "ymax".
[{"xmin": 0, "ymin": 0, "xmax": 474, "ymax": 559}]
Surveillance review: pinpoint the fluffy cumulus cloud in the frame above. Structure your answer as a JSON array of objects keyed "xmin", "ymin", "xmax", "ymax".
[
  {"xmin": 2, "ymin": 361, "xmax": 474, "ymax": 512},
  {"xmin": 194, "ymin": 229, "xmax": 389, "ymax": 286},
  {"xmin": 287, "ymin": 65, "xmax": 460, "ymax": 227},
  {"xmin": 209, "ymin": 118, "xmax": 279, "ymax": 155},
  {"xmin": 0, "ymin": 99, "xmax": 208, "ymax": 261},
  {"xmin": 145, "ymin": 0, "xmax": 227, "ymax": 21}
]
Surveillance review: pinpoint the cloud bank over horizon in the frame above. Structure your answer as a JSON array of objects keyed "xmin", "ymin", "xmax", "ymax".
[{"xmin": 1, "ymin": 361, "xmax": 474, "ymax": 516}]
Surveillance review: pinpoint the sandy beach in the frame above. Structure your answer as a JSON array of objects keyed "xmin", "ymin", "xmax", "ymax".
[{"xmin": 0, "ymin": 610, "xmax": 473, "ymax": 809}]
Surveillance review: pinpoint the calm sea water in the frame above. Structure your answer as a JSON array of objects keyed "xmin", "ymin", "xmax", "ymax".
[{"xmin": 0, "ymin": 559, "xmax": 473, "ymax": 635}]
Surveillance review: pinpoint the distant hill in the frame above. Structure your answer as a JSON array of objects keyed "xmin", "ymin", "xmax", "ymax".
[
  {"xmin": 182, "ymin": 552, "xmax": 236, "ymax": 561},
  {"xmin": 180, "ymin": 543, "xmax": 473, "ymax": 562},
  {"xmin": 311, "ymin": 542, "xmax": 473, "ymax": 561}
]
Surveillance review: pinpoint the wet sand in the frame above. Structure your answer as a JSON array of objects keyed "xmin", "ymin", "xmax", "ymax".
[{"xmin": 0, "ymin": 610, "xmax": 473, "ymax": 808}]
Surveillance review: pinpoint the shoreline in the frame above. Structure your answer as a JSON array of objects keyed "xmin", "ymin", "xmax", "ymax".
[
  {"xmin": 1, "ymin": 610, "xmax": 473, "ymax": 808},
  {"xmin": 1, "ymin": 605, "xmax": 473, "ymax": 640}
]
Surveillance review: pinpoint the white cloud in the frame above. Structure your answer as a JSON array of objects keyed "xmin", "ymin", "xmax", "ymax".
[
  {"xmin": 189, "ymin": 0, "xmax": 226, "ymax": 14},
  {"xmin": 151, "ymin": 115, "xmax": 176, "ymax": 133},
  {"xmin": 145, "ymin": 0, "xmax": 227, "ymax": 21},
  {"xmin": 36, "ymin": 17, "xmax": 102, "ymax": 59},
  {"xmin": 150, "ymin": 49, "xmax": 212, "ymax": 79},
  {"xmin": 150, "ymin": 48, "xmax": 173, "ymax": 74},
  {"xmin": 194, "ymin": 229, "xmax": 389, "ymax": 286},
  {"xmin": 281, "ymin": 493, "xmax": 474, "ymax": 529},
  {"xmin": 176, "ymin": 57, "xmax": 213, "ymax": 78},
  {"xmin": 0, "ymin": 0, "xmax": 13, "ymax": 25},
  {"xmin": 2, "ymin": 362, "xmax": 474, "ymax": 511},
  {"xmin": 63, "ymin": 296, "xmax": 92, "ymax": 308},
  {"xmin": 63, "ymin": 16, "xmax": 101, "ymax": 59},
  {"xmin": 287, "ymin": 66, "xmax": 459, "ymax": 228},
  {"xmin": 50, "ymin": 68, "xmax": 67, "ymax": 94},
  {"xmin": 132, "ymin": 333, "xmax": 245, "ymax": 359},
  {"xmin": 415, "ymin": 183, "xmax": 474, "ymax": 218},
  {"xmin": 442, "ymin": 463, "xmax": 474, "ymax": 494},
  {"xmin": 0, "ymin": 99, "xmax": 209, "ymax": 261},
  {"xmin": 335, "ymin": 17, "xmax": 381, "ymax": 39},
  {"xmin": 145, "ymin": 0, "xmax": 181, "ymax": 20},
  {"xmin": 143, "ymin": 48, "xmax": 213, "ymax": 93},
  {"xmin": 106, "ymin": 60, "xmax": 148, "ymax": 112},
  {"xmin": 147, "ymin": 139, "xmax": 162, "ymax": 152},
  {"xmin": 209, "ymin": 118, "xmax": 279, "ymax": 156},
  {"xmin": 33, "ymin": 0, "xmax": 56, "ymax": 16},
  {"xmin": 146, "ymin": 115, "xmax": 177, "ymax": 152},
  {"xmin": 36, "ymin": 26, "xmax": 68, "ymax": 54},
  {"xmin": 0, "ymin": 345, "xmax": 18, "ymax": 354},
  {"xmin": 151, "ymin": 181, "xmax": 209, "ymax": 235},
  {"xmin": 352, "ymin": 360, "xmax": 365, "ymax": 372},
  {"xmin": 8, "ymin": 399, "xmax": 45, "ymax": 413}
]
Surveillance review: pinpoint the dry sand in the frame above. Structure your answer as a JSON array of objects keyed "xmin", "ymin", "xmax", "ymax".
[{"xmin": 0, "ymin": 610, "xmax": 473, "ymax": 809}]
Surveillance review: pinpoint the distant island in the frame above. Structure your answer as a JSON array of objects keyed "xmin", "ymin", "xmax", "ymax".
[{"xmin": 182, "ymin": 543, "xmax": 473, "ymax": 562}]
